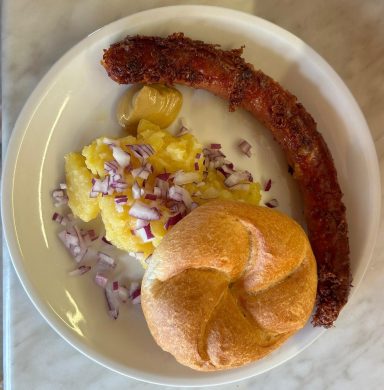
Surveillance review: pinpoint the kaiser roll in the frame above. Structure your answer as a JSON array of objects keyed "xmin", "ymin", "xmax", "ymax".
[{"xmin": 142, "ymin": 200, "xmax": 317, "ymax": 371}]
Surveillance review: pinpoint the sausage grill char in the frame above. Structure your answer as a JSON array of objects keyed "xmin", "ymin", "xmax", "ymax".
[{"xmin": 102, "ymin": 33, "xmax": 351, "ymax": 328}]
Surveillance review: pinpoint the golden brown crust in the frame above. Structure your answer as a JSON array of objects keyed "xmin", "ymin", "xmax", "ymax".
[
  {"xmin": 142, "ymin": 200, "xmax": 317, "ymax": 371},
  {"xmin": 102, "ymin": 33, "xmax": 351, "ymax": 327}
]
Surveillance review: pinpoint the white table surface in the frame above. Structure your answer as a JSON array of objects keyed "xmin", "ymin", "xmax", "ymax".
[{"xmin": 2, "ymin": 1, "xmax": 384, "ymax": 389}]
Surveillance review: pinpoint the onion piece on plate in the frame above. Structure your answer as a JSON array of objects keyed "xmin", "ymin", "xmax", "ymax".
[
  {"xmin": 164, "ymin": 213, "xmax": 183, "ymax": 230},
  {"xmin": 97, "ymin": 252, "xmax": 117, "ymax": 269},
  {"xmin": 264, "ymin": 179, "xmax": 272, "ymax": 192},
  {"xmin": 68, "ymin": 265, "xmax": 92, "ymax": 276},
  {"xmin": 52, "ymin": 189, "xmax": 68, "ymax": 206},
  {"xmin": 135, "ymin": 224, "xmax": 155, "ymax": 243},
  {"xmin": 265, "ymin": 198, "xmax": 279, "ymax": 208},
  {"xmin": 111, "ymin": 146, "xmax": 131, "ymax": 168},
  {"xmin": 128, "ymin": 144, "xmax": 154, "ymax": 160},
  {"xmin": 105, "ymin": 285, "xmax": 119, "ymax": 319},
  {"xmin": 129, "ymin": 201, "xmax": 160, "ymax": 221},
  {"xmin": 238, "ymin": 139, "xmax": 252, "ymax": 157},
  {"xmin": 224, "ymin": 171, "xmax": 253, "ymax": 187}
]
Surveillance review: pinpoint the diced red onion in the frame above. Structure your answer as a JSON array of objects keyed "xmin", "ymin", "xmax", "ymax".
[
  {"xmin": 131, "ymin": 181, "xmax": 141, "ymax": 199},
  {"xmin": 111, "ymin": 146, "xmax": 131, "ymax": 168},
  {"xmin": 88, "ymin": 230, "xmax": 98, "ymax": 241},
  {"xmin": 101, "ymin": 236, "xmax": 112, "ymax": 245},
  {"xmin": 129, "ymin": 201, "xmax": 160, "ymax": 221},
  {"xmin": 129, "ymin": 282, "xmax": 141, "ymax": 305},
  {"xmin": 238, "ymin": 139, "xmax": 252, "ymax": 157},
  {"xmin": 167, "ymin": 200, "xmax": 186, "ymax": 215},
  {"xmin": 153, "ymin": 187, "xmax": 162, "ymax": 198},
  {"xmin": 135, "ymin": 224, "xmax": 155, "ymax": 243},
  {"xmin": 97, "ymin": 252, "xmax": 116, "ymax": 268},
  {"xmin": 195, "ymin": 153, "xmax": 201, "ymax": 159},
  {"xmin": 104, "ymin": 160, "xmax": 119, "ymax": 175},
  {"xmin": 194, "ymin": 162, "xmax": 199, "ymax": 171},
  {"xmin": 129, "ymin": 281, "xmax": 139, "ymax": 293},
  {"xmin": 176, "ymin": 126, "xmax": 190, "ymax": 137},
  {"xmin": 169, "ymin": 186, "xmax": 193, "ymax": 209},
  {"xmin": 168, "ymin": 185, "xmax": 183, "ymax": 202},
  {"xmin": 58, "ymin": 230, "xmax": 76, "ymax": 247},
  {"xmin": 131, "ymin": 163, "xmax": 152, "ymax": 180},
  {"xmin": 131, "ymin": 167, "xmax": 149, "ymax": 180},
  {"xmin": 89, "ymin": 191, "xmax": 99, "ymax": 198},
  {"xmin": 114, "ymin": 195, "xmax": 128, "ymax": 204},
  {"xmin": 155, "ymin": 178, "xmax": 169, "ymax": 199},
  {"xmin": 156, "ymin": 172, "xmax": 171, "ymax": 181},
  {"xmin": 265, "ymin": 199, "xmax": 279, "ymax": 208},
  {"xmin": 264, "ymin": 179, "xmax": 272, "ymax": 192},
  {"xmin": 113, "ymin": 196, "xmax": 127, "ymax": 212},
  {"xmin": 212, "ymin": 156, "xmax": 226, "ymax": 168},
  {"xmin": 202, "ymin": 148, "xmax": 210, "ymax": 157},
  {"xmin": 210, "ymin": 143, "xmax": 222, "ymax": 149},
  {"xmin": 52, "ymin": 212, "xmax": 68, "ymax": 226},
  {"xmin": 164, "ymin": 213, "xmax": 183, "ymax": 230},
  {"xmin": 59, "ymin": 183, "xmax": 67, "ymax": 190},
  {"xmin": 107, "ymin": 187, "xmax": 114, "ymax": 195},
  {"xmin": 91, "ymin": 176, "xmax": 109, "ymax": 195},
  {"xmin": 203, "ymin": 148, "xmax": 226, "ymax": 160},
  {"xmin": 173, "ymin": 171, "xmax": 200, "ymax": 185},
  {"xmin": 81, "ymin": 229, "xmax": 98, "ymax": 246},
  {"xmin": 65, "ymin": 232, "xmax": 79, "ymax": 247},
  {"xmin": 144, "ymin": 193, "xmax": 157, "ymax": 201},
  {"xmin": 135, "ymin": 219, "xmax": 149, "ymax": 230},
  {"xmin": 117, "ymin": 285, "xmax": 129, "ymax": 302},
  {"xmin": 52, "ymin": 189, "xmax": 68, "ymax": 206},
  {"xmin": 95, "ymin": 273, "xmax": 108, "ymax": 288},
  {"xmin": 220, "ymin": 163, "xmax": 236, "ymax": 177},
  {"xmin": 224, "ymin": 171, "xmax": 253, "ymax": 187},
  {"xmin": 110, "ymin": 180, "xmax": 128, "ymax": 191},
  {"xmin": 105, "ymin": 286, "xmax": 119, "ymax": 319},
  {"xmin": 128, "ymin": 144, "xmax": 154, "ymax": 160},
  {"xmin": 68, "ymin": 265, "xmax": 91, "ymax": 276},
  {"xmin": 58, "ymin": 226, "xmax": 87, "ymax": 263}
]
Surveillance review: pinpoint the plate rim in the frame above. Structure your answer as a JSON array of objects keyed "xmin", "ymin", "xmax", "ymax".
[{"xmin": 1, "ymin": 5, "xmax": 381, "ymax": 387}]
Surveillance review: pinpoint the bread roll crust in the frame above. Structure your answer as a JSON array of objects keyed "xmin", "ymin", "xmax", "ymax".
[{"xmin": 142, "ymin": 200, "xmax": 317, "ymax": 371}]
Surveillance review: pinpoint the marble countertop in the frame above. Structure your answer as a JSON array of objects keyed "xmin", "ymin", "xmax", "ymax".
[{"xmin": 2, "ymin": 1, "xmax": 384, "ymax": 389}]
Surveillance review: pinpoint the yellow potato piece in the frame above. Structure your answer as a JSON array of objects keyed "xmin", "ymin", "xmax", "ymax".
[
  {"xmin": 82, "ymin": 137, "xmax": 113, "ymax": 177},
  {"xmin": 64, "ymin": 153, "xmax": 99, "ymax": 222},
  {"xmin": 117, "ymin": 84, "xmax": 182, "ymax": 128}
]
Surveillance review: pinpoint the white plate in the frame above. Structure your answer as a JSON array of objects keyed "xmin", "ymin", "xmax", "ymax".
[{"xmin": 1, "ymin": 5, "xmax": 381, "ymax": 387}]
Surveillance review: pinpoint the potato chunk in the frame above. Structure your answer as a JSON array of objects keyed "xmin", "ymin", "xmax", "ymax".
[{"xmin": 65, "ymin": 153, "xmax": 99, "ymax": 222}]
